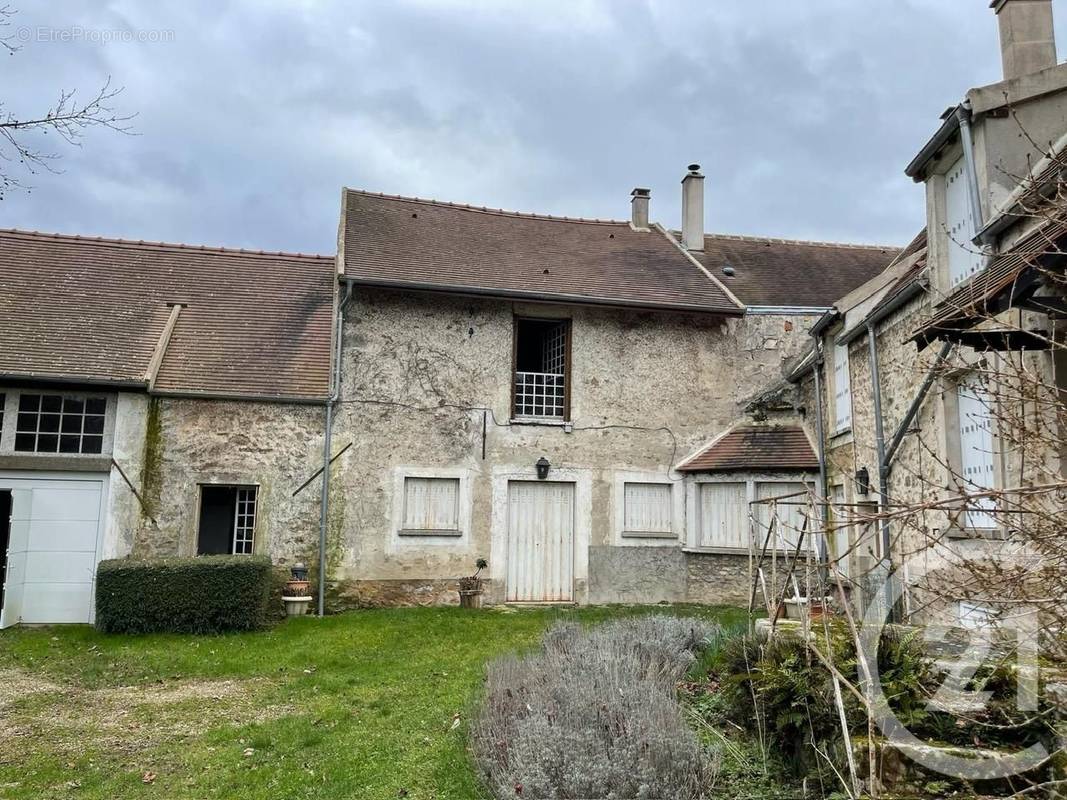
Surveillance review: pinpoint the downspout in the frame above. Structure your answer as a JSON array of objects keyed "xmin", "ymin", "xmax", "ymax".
[
  {"xmin": 812, "ymin": 350, "xmax": 830, "ymax": 566},
  {"xmin": 956, "ymin": 103, "xmax": 986, "ymax": 235},
  {"xmin": 883, "ymin": 340, "xmax": 953, "ymax": 469},
  {"xmin": 319, "ymin": 278, "xmax": 354, "ymax": 617},
  {"xmin": 866, "ymin": 322, "xmax": 896, "ymax": 620}
]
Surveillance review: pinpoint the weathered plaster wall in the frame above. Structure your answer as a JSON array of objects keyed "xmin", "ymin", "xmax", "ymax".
[
  {"xmin": 130, "ymin": 397, "xmax": 325, "ymax": 567},
  {"xmin": 104, "ymin": 392, "xmax": 149, "ymax": 559},
  {"xmin": 327, "ymin": 288, "xmax": 818, "ymax": 605}
]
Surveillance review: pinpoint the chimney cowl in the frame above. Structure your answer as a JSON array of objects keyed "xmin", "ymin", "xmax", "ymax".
[
  {"xmin": 630, "ymin": 187, "xmax": 651, "ymax": 230},
  {"xmin": 681, "ymin": 164, "xmax": 705, "ymax": 251}
]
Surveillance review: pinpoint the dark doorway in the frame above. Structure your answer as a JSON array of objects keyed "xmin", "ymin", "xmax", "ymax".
[{"xmin": 0, "ymin": 490, "xmax": 11, "ymax": 614}]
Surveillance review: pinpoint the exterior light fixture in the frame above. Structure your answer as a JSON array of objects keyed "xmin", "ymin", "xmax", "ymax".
[
  {"xmin": 535, "ymin": 457, "xmax": 551, "ymax": 480},
  {"xmin": 855, "ymin": 467, "xmax": 871, "ymax": 496}
]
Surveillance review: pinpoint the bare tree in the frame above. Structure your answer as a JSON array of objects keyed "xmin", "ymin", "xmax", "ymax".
[{"xmin": 0, "ymin": 5, "xmax": 134, "ymax": 199}]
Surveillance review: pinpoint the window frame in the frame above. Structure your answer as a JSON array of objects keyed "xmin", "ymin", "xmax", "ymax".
[
  {"xmin": 399, "ymin": 475, "xmax": 462, "ymax": 536},
  {"xmin": 510, "ymin": 316, "xmax": 572, "ymax": 423},
  {"xmin": 390, "ymin": 467, "xmax": 472, "ymax": 548},
  {"xmin": 0, "ymin": 388, "xmax": 114, "ymax": 458},
  {"xmin": 613, "ymin": 471, "xmax": 682, "ymax": 545},
  {"xmin": 949, "ymin": 372, "xmax": 1000, "ymax": 533},
  {"xmin": 195, "ymin": 483, "xmax": 259, "ymax": 556}
]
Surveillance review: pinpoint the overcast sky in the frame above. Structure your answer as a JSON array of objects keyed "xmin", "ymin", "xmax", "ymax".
[{"xmin": 4, "ymin": 1, "xmax": 1066, "ymax": 253}]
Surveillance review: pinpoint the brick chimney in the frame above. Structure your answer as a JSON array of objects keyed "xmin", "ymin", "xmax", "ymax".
[
  {"xmin": 630, "ymin": 187, "xmax": 650, "ymax": 230},
  {"xmin": 992, "ymin": 0, "xmax": 1057, "ymax": 80},
  {"xmin": 681, "ymin": 164, "xmax": 704, "ymax": 251}
]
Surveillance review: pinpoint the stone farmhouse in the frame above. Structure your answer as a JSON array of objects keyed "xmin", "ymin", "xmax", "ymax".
[{"xmin": 1, "ymin": 0, "xmax": 1063, "ymax": 628}]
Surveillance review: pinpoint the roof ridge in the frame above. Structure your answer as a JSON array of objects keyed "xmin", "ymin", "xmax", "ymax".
[
  {"xmin": 701, "ymin": 231, "xmax": 900, "ymax": 251},
  {"xmin": 0, "ymin": 228, "xmax": 334, "ymax": 262},
  {"xmin": 345, "ymin": 187, "xmax": 629, "ymax": 226}
]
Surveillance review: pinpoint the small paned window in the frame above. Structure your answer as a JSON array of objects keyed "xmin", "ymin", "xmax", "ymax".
[{"xmin": 14, "ymin": 394, "xmax": 106, "ymax": 454}]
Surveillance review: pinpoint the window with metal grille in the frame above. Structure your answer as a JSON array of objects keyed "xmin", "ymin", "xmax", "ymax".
[
  {"xmin": 197, "ymin": 485, "xmax": 258, "ymax": 555},
  {"xmin": 622, "ymin": 482, "xmax": 672, "ymax": 536},
  {"xmin": 14, "ymin": 393, "xmax": 106, "ymax": 454},
  {"xmin": 401, "ymin": 477, "xmax": 460, "ymax": 535},
  {"xmin": 513, "ymin": 317, "xmax": 570, "ymax": 420}
]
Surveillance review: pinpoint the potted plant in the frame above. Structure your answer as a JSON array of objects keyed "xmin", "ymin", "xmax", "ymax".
[
  {"xmin": 458, "ymin": 558, "xmax": 488, "ymax": 609},
  {"xmin": 282, "ymin": 562, "xmax": 312, "ymax": 617}
]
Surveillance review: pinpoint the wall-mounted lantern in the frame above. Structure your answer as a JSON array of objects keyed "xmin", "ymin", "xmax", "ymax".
[
  {"xmin": 535, "ymin": 457, "xmax": 551, "ymax": 480},
  {"xmin": 855, "ymin": 467, "xmax": 871, "ymax": 496}
]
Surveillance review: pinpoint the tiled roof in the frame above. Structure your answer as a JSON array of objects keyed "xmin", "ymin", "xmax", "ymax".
[
  {"xmin": 912, "ymin": 215, "xmax": 1067, "ymax": 348},
  {"xmin": 677, "ymin": 425, "xmax": 819, "ymax": 472},
  {"xmin": 0, "ymin": 229, "xmax": 336, "ymax": 400},
  {"xmin": 689, "ymin": 234, "xmax": 900, "ymax": 308},
  {"xmin": 341, "ymin": 189, "xmax": 743, "ymax": 314}
]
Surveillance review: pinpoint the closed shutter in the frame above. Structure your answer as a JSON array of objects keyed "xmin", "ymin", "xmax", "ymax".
[
  {"xmin": 756, "ymin": 482, "xmax": 811, "ymax": 550},
  {"xmin": 830, "ymin": 484, "xmax": 851, "ymax": 579},
  {"xmin": 402, "ymin": 477, "xmax": 460, "ymax": 532},
  {"xmin": 833, "ymin": 342, "xmax": 852, "ymax": 431},
  {"xmin": 699, "ymin": 482, "xmax": 747, "ymax": 549},
  {"xmin": 957, "ymin": 377, "xmax": 996, "ymax": 529},
  {"xmin": 945, "ymin": 157, "xmax": 982, "ymax": 287},
  {"xmin": 623, "ymin": 483, "xmax": 672, "ymax": 535}
]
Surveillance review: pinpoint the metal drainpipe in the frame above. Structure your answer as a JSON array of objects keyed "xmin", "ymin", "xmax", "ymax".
[
  {"xmin": 319, "ymin": 279, "xmax": 354, "ymax": 617},
  {"xmin": 866, "ymin": 322, "xmax": 895, "ymax": 621},
  {"xmin": 956, "ymin": 103, "xmax": 986, "ymax": 234},
  {"xmin": 811, "ymin": 352, "xmax": 830, "ymax": 568}
]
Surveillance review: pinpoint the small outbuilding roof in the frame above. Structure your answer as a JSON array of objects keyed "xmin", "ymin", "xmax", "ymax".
[
  {"xmin": 0, "ymin": 229, "xmax": 336, "ymax": 400},
  {"xmin": 677, "ymin": 424, "xmax": 819, "ymax": 473},
  {"xmin": 340, "ymin": 189, "xmax": 744, "ymax": 314}
]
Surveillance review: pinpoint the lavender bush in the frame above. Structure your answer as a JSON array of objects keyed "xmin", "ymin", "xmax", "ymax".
[{"xmin": 470, "ymin": 616, "xmax": 720, "ymax": 799}]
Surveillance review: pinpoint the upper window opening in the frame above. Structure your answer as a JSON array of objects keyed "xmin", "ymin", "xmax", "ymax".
[
  {"xmin": 513, "ymin": 318, "xmax": 570, "ymax": 420},
  {"xmin": 14, "ymin": 393, "xmax": 106, "ymax": 454},
  {"xmin": 197, "ymin": 485, "xmax": 257, "ymax": 555}
]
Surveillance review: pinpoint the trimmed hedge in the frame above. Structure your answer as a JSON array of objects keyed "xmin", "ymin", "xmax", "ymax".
[{"xmin": 95, "ymin": 555, "xmax": 273, "ymax": 634}]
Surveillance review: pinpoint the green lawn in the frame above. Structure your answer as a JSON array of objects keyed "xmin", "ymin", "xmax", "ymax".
[{"xmin": 0, "ymin": 604, "xmax": 747, "ymax": 800}]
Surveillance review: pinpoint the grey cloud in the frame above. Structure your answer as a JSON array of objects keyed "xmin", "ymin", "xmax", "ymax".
[{"xmin": 3, "ymin": 0, "xmax": 1060, "ymax": 253}]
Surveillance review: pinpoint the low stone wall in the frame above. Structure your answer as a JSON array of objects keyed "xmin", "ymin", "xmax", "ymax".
[
  {"xmin": 684, "ymin": 551, "xmax": 751, "ymax": 606},
  {"xmin": 587, "ymin": 546, "xmax": 687, "ymax": 604},
  {"xmin": 326, "ymin": 578, "xmax": 462, "ymax": 611}
]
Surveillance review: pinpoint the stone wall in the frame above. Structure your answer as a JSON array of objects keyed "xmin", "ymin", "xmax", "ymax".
[
  {"xmin": 129, "ymin": 397, "xmax": 326, "ymax": 568},
  {"xmin": 325, "ymin": 288, "xmax": 819, "ymax": 606}
]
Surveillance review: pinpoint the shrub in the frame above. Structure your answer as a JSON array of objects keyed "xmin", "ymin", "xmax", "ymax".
[
  {"xmin": 95, "ymin": 555, "xmax": 273, "ymax": 634},
  {"xmin": 470, "ymin": 615, "xmax": 720, "ymax": 800}
]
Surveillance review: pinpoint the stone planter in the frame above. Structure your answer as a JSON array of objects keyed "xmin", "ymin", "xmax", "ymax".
[{"xmin": 282, "ymin": 595, "xmax": 312, "ymax": 617}]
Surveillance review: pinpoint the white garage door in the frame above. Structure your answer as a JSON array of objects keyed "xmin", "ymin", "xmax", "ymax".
[
  {"xmin": 0, "ymin": 473, "xmax": 108, "ymax": 628},
  {"xmin": 506, "ymin": 481, "xmax": 574, "ymax": 603}
]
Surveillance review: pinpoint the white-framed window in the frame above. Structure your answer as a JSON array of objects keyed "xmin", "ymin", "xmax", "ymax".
[
  {"xmin": 956, "ymin": 374, "xmax": 997, "ymax": 530},
  {"xmin": 197, "ymin": 485, "xmax": 258, "ymax": 555},
  {"xmin": 832, "ymin": 341, "xmax": 852, "ymax": 433},
  {"xmin": 401, "ymin": 476, "xmax": 461, "ymax": 535},
  {"xmin": 945, "ymin": 156, "xmax": 983, "ymax": 288},
  {"xmin": 697, "ymin": 481, "xmax": 747, "ymax": 549},
  {"xmin": 622, "ymin": 482, "xmax": 673, "ymax": 537},
  {"xmin": 513, "ymin": 317, "xmax": 570, "ymax": 421}
]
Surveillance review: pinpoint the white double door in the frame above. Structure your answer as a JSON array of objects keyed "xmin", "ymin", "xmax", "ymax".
[{"xmin": 505, "ymin": 481, "xmax": 574, "ymax": 603}]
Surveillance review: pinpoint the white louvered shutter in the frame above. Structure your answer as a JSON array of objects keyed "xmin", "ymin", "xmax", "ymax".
[
  {"xmin": 833, "ymin": 342, "xmax": 852, "ymax": 431},
  {"xmin": 957, "ymin": 378, "xmax": 996, "ymax": 529},
  {"xmin": 699, "ymin": 482, "xmax": 747, "ymax": 549},
  {"xmin": 403, "ymin": 477, "xmax": 460, "ymax": 531},
  {"xmin": 623, "ymin": 483, "xmax": 672, "ymax": 534},
  {"xmin": 945, "ymin": 157, "xmax": 982, "ymax": 287}
]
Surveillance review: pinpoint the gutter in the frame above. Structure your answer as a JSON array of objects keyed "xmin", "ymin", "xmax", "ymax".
[
  {"xmin": 318, "ymin": 277, "xmax": 355, "ymax": 617},
  {"xmin": 811, "ymin": 346, "xmax": 829, "ymax": 532},
  {"xmin": 746, "ymin": 305, "xmax": 832, "ymax": 316},
  {"xmin": 809, "ymin": 308, "xmax": 840, "ymax": 337},
  {"xmin": 905, "ymin": 105, "xmax": 963, "ymax": 182},
  {"xmin": 837, "ymin": 279, "xmax": 927, "ymax": 347}
]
